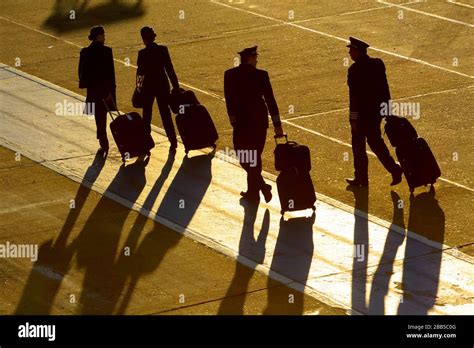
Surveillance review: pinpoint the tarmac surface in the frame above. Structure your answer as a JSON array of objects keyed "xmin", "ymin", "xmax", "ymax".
[
  {"xmin": 0, "ymin": 64, "xmax": 472, "ymax": 315},
  {"xmin": 0, "ymin": 0, "xmax": 473, "ymax": 315}
]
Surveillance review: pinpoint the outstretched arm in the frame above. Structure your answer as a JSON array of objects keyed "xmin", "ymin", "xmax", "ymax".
[
  {"xmin": 164, "ymin": 47, "xmax": 180, "ymax": 90},
  {"xmin": 262, "ymin": 72, "xmax": 282, "ymax": 135}
]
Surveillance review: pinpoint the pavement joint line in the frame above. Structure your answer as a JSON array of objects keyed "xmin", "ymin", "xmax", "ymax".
[
  {"xmin": 149, "ymin": 281, "xmax": 312, "ymax": 315},
  {"xmin": 1, "ymin": 19, "xmax": 473, "ymax": 191},
  {"xmin": 0, "ymin": 198, "xmax": 68, "ymax": 215},
  {"xmin": 289, "ymin": 0, "xmax": 422, "ymax": 24},
  {"xmin": 169, "ymin": 23, "xmax": 285, "ymax": 46},
  {"xmin": 210, "ymin": 0, "xmax": 473, "ymax": 79},
  {"xmin": 284, "ymin": 84, "xmax": 474, "ymax": 122},
  {"xmin": 162, "ymin": 0, "xmax": 421, "ymax": 49},
  {"xmin": 2, "ymin": 62, "xmax": 472, "ymax": 262},
  {"xmin": 447, "ymin": 0, "xmax": 474, "ymax": 9},
  {"xmin": 378, "ymin": 0, "xmax": 474, "ymax": 27},
  {"xmin": 291, "ymin": 6, "xmax": 387, "ymax": 24}
]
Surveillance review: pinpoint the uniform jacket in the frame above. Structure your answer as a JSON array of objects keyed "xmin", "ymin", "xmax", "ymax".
[
  {"xmin": 224, "ymin": 64, "xmax": 281, "ymax": 130},
  {"xmin": 137, "ymin": 43, "xmax": 179, "ymax": 95},
  {"xmin": 348, "ymin": 55, "xmax": 391, "ymax": 122},
  {"xmin": 78, "ymin": 41, "xmax": 116, "ymax": 103}
]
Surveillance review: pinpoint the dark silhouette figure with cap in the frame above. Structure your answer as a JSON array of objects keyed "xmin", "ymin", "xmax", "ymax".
[
  {"xmin": 224, "ymin": 46, "xmax": 284, "ymax": 202},
  {"xmin": 137, "ymin": 26, "xmax": 180, "ymax": 151},
  {"xmin": 345, "ymin": 37, "xmax": 402, "ymax": 187},
  {"xmin": 78, "ymin": 25, "xmax": 116, "ymax": 154}
]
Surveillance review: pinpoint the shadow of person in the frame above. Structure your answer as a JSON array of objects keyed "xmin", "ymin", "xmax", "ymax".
[
  {"xmin": 15, "ymin": 150, "xmax": 106, "ymax": 314},
  {"xmin": 42, "ymin": 0, "xmax": 145, "ymax": 34},
  {"xmin": 218, "ymin": 200, "xmax": 270, "ymax": 314},
  {"xmin": 397, "ymin": 187, "xmax": 445, "ymax": 314},
  {"xmin": 154, "ymin": 151, "xmax": 214, "ymax": 227},
  {"xmin": 76, "ymin": 158, "xmax": 148, "ymax": 314},
  {"xmin": 112, "ymin": 151, "xmax": 175, "ymax": 314},
  {"xmin": 368, "ymin": 191, "xmax": 406, "ymax": 314},
  {"xmin": 264, "ymin": 212, "xmax": 316, "ymax": 314},
  {"xmin": 115, "ymin": 151, "xmax": 214, "ymax": 314},
  {"xmin": 346, "ymin": 184, "xmax": 369, "ymax": 314}
]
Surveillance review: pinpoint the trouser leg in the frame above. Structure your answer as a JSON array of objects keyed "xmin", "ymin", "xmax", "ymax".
[
  {"xmin": 233, "ymin": 128, "xmax": 266, "ymax": 194},
  {"xmin": 94, "ymin": 104, "xmax": 108, "ymax": 142},
  {"xmin": 248, "ymin": 128, "xmax": 267, "ymax": 193},
  {"xmin": 366, "ymin": 123, "xmax": 398, "ymax": 174},
  {"xmin": 351, "ymin": 125, "xmax": 369, "ymax": 181},
  {"xmin": 157, "ymin": 94, "xmax": 177, "ymax": 146},
  {"xmin": 142, "ymin": 94, "xmax": 155, "ymax": 134}
]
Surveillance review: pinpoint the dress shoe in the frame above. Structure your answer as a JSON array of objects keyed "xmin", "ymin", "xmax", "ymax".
[
  {"xmin": 390, "ymin": 165, "xmax": 403, "ymax": 186},
  {"xmin": 99, "ymin": 138, "xmax": 109, "ymax": 153},
  {"xmin": 261, "ymin": 184, "xmax": 272, "ymax": 203},
  {"xmin": 346, "ymin": 178, "xmax": 369, "ymax": 187}
]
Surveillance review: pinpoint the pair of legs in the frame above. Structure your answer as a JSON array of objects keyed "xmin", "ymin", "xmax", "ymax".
[
  {"xmin": 233, "ymin": 127, "xmax": 272, "ymax": 202},
  {"xmin": 93, "ymin": 99, "xmax": 109, "ymax": 152},
  {"xmin": 350, "ymin": 118, "xmax": 401, "ymax": 185},
  {"xmin": 142, "ymin": 91, "xmax": 177, "ymax": 149}
]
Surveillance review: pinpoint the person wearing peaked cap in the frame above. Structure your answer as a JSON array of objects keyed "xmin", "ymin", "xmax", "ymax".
[
  {"xmin": 238, "ymin": 46, "xmax": 259, "ymax": 58},
  {"xmin": 346, "ymin": 36, "xmax": 370, "ymax": 51},
  {"xmin": 224, "ymin": 46, "xmax": 284, "ymax": 203},
  {"xmin": 137, "ymin": 26, "xmax": 181, "ymax": 151},
  {"xmin": 78, "ymin": 26, "xmax": 116, "ymax": 155},
  {"xmin": 345, "ymin": 37, "xmax": 402, "ymax": 187}
]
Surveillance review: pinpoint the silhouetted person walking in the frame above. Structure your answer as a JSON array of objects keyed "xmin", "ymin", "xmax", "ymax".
[
  {"xmin": 345, "ymin": 37, "xmax": 402, "ymax": 187},
  {"xmin": 137, "ymin": 26, "xmax": 180, "ymax": 151},
  {"xmin": 78, "ymin": 26, "xmax": 116, "ymax": 154},
  {"xmin": 224, "ymin": 46, "xmax": 284, "ymax": 202}
]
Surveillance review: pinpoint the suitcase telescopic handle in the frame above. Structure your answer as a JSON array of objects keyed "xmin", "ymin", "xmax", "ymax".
[
  {"xmin": 102, "ymin": 98, "xmax": 122, "ymax": 121},
  {"xmin": 274, "ymin": 133, "xmax": 288, "ymax": 144}
]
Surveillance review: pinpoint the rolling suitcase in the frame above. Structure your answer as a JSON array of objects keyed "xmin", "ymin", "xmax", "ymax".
[
  {"xmin": 104, "ymin": 100, "xmax": 155, "ymax": 162},
  {"xmin": 395, "ymin": 138, "xmax": 441, "ymax": 193},
  {"xmin": 384, "ymin": 115, "xmax": 418, "ymax": 148},
  {"xmin": 170, "ymin": 89, "xmax": 218, "ymax": 154},
  {"xmin": 176, "ymin": 104, "xmax": 218, "ymax": 154},
  {"xmin": 277, "ymin": 167, "xmax": 316, "ymax": 215},
  {"xmin": 274, "ymin": 134, "xmax": 311, "ymax": 172},
  {"xmin": 169, "ymin": 89, "xmax": 200, "ymax": 115}
]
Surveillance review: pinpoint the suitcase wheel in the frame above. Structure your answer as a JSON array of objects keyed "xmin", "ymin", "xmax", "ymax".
[
  {"xmin": 280, "ymin": 210, "xmax": 285, "ymax": 215},
  {"xmin": 212, "ymin": 144, "xmax": 217, "ymax": 149},
  {"xmin": 147, "ymin": 151, "xmax": 151, "ymax": 157},
  {"xmin": 312, "ymin": 205, "xmax": 316, "ymax": 211}
]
